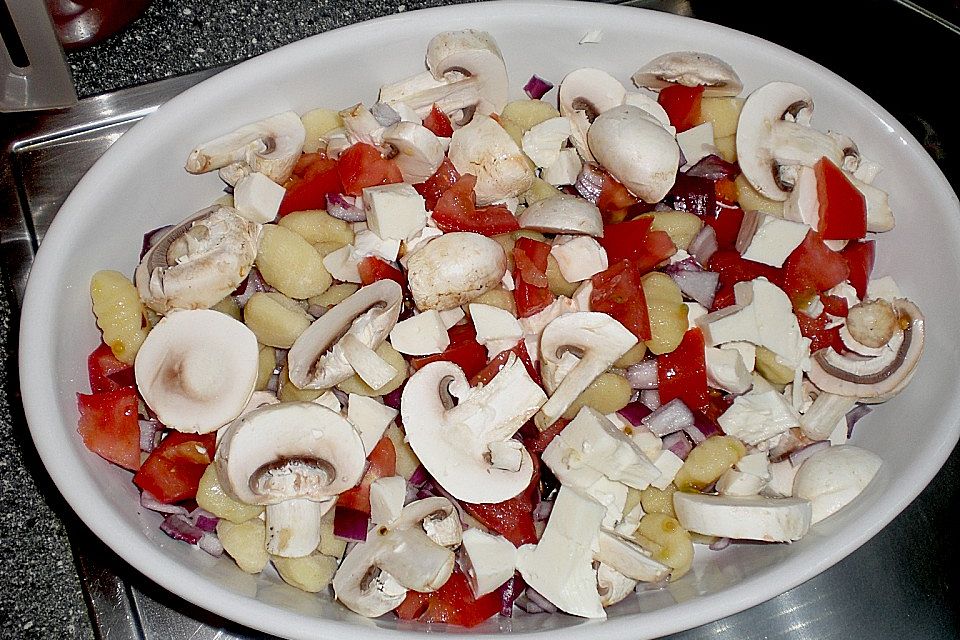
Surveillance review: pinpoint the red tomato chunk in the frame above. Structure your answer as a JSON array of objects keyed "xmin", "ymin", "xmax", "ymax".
[
  {"xmin": 133, "ymin": 431, "xmax": 216, "ymax": 503},
  {"xmin": 77, "ymin": 386, "xmax": 141, "ymax": 471}
]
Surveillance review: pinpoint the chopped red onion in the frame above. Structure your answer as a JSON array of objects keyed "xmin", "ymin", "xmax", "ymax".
[
  {"xmin": 532, "ymin": 500, "xmax": 554, "ymax": 522},
  {"xmin": 265, "ymin": 374, "xmax": 279, "ymax": 393},
  {"xmin": 846, "ymin": 404, "xmax": 872, "ymax": 437},
  {"xmin": 326, "ymin": 193, "xmax": 366, "ymax": 222},
  {"xmin": 382, "ymin": 386, "xmax": 403, "ymax": 410},
  {"xmin": 160, "ymin": 514, "xmax": 205, "ymax": 545},
  {"xmin": 141, "ymin": 490, "xmax": 189, "ymax": 516},
  {"xmin": 198, "ymin": 531, "xmax": 224, "ymax": 557},
  {"xmin": 769, "ymin": 429, "xmax": 805, "ymax": 463},
  {"xmin": 641, "ymin": 398, "xmax": 695, "ymax": 436},
  {"xmin": 233, "ymin": 268, "xmax": 266, "ymax": 307},
  {"xmin": 662, "ymin": 431, "xmax": 693, "ymax": 460},
  {"xmin": 669, "ymin": 269, "xmax": 719, "ymax": 309},
  {"xmin": 499, "ymin": 576, "xmax": 523, "ymax": 618},
  {"xmin": 190, "ymin": 508, "xmax": 219, "ymax": 532},
  {"xmin": 408, "ymin": 465, "xmax": 430, "ymax": 488},
  {"xmin": 371, "ymin": 101, "xmax": 402, "ymax": 127},
  {"xmin": 617, "ymin": 401, "xmax": 653, "ymax": 427},
  {"xmin": 688, "ymin": 224, "xmax": 719, "ymax": 266},
  {"xmin": 684, "ymin": 416, "xmax": 722, "ymax": 445},
  {"xmin": 684, "ymin": 154, "xmax": 739, "ymax": 180},
  {"xmin": 789, "ymin": 440, "xmax": 831, "ymax": 467},
  {"xmin": 140, "ymin": 225, "xmax": 174, "ymax": 260},
  {"xmin": 332, "ymin": 388, "xmax": 350, "ymax": 408},
  {"xmin": 640, "ymin": 389, "xmax": 661, "ymax": 411},
  {"xmin": 519, "ymin": 588, "xmax": 558, "ymax": 614},
  {"xmin": 625, "ymin": 360, "xmax": 658, "ymax": 390},
  {"xmin": 139, "ymin": 419, "xmax": 161, "ymax": 453},
  {"xmin": 574, "ymin": 163, "xmax": 605, "ymax": 204},
  {"xmin": 664, "ymin": 257, "xmax": 703, "ymax": 274},
  {"xmin": 682, "ymin": 424, "xmax": 707, "ymax": 445},
  {"xmin": 523, "ymin": 75, "xmax": 554, "ymax": 100},
  {"xmin": 709, "ymin": 537, "xmax": 732, "ymax": 551},
  {"xmin": 333, "ymin": 507, "xmax": 370, "ymax": 541}
]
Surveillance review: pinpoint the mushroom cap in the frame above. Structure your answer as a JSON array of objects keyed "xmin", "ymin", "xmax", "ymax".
[
  {"xmin": 287, "ymin": 279, "xmax": 403, "ymax": 389},
  {"xmin": 136, "ymin": 206, "xmax": 261, "ymax": 315},
  {"xmin": 215, "ymin": 401, "xmax": 366, "ymax": 505},
  {"xmin": 518, "ymin": 194, "xmax": 603, "ymax": 237},
  {"xmin": 401, "ymin": 355, "xmax": 546, "ymax": 503},
  {"xmin": 808, "ymin": 298, "xmax": 924, "ymax": 403},
  {"xmin": 382, "ymin": 121, "xmax": 445, "ymax": 184},
  {"xmin": 448, "ymin": 115, "xmax": 535, "ymax": 205},
  {"xmin": 559, "ymin": 68, "xmax": 627, "ymax": 122},
  {"xmin": 135, "ymin": 309, "xmax": 259, "ymax": 433},
  {"xmin": 793, "ymin": 445, "xmax": 881, "ymax": 523},
  {"xmin": 406, "ymin": 232, "xmax": 506, "ymax": 311},
  {"xmin": 587, "ymin": 104, "xmax": 679, "ymax": 203},
  {"xmin": 185, "ymin": 111, "xmax": 306, "ymax": 185},
  {"xmin": 425, "ymin": 30, "xmax": 509, "ymax": 113},
  {"xmin": 632, "ymin": 51, "xmax": 743, "ymax": 97}
]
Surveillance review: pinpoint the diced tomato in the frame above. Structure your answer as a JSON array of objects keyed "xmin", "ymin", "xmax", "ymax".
[
  {"xmin": 416, "ymin": 570, "xmax": 502, "ymax": 627},
  {"xmin": 77, "ymin": 386, "xmax": 141, "ymax": 471},
  {"xmin": 513, "ymin": 237, "xmax": 554, "ymax": 318},
  {"xmin": 279, "ymin": 164, "xmax": 343, "ymax": 216},
  {"xmin": 668, "ymin": 173, "xmax": 716, "ymax": 218},
  {"xmin": 414, "ymin": 157, "xmax": 460, "ymax": 211},
  {"xmin": 782, "ymin": 231, "xmax": 850, "ymax": 309},
  {"xmin": 411, "ymin": 324, "xmax": 488, "ymax": 379},
  {"xmin": 338, "ymin": 143, "xmax": 404, "ymax": 196},
  {"xmin": 396, "ymin": 591, "xmax": 432, "ymax": 621},
  {"xmin": 840, "ymin": 240, "xmax": 876, "ymax": 299},
  {"xmin": 337, "ymin": 437, "xmax": 397, "ymax": 514},
  {"xmin": 471, "ymin": 342, "xmax": 541, "ymax": 387},
  {"xmin": 461, "ymin": 457, "xmax": 540, "ymax": 547},
  {"xmin": 708, "ymin": 249, "xmax": 785, "ymax": 311},
  {"xmin": 596, "ymin": 171, "xmax": 640, "ymax": 215},
  {"xmin": 599, "ymin": 218, "xmax": 676, "ymax": 273},
  {"xmin": 814, "ymin": 157, "xmax": 867, "ymax": 240},
  {"xmin": 432, "ymin": 174, "xmax": 521, "ymax": 236},
  {"xmin": 658, "ymin": 84, "xmax": 705, "ymax": 133},
  {"xmin": 358, "ymin": 256, "xmax": 407, "ymax": 288},
  {"xmin": 521, "ymin": 417, "xmax": 569, "ymax": 454},
  {"xmin": 702, "ymin": 207, "xmax": 745, "ymax": 250},
  {"xmin": 423, "ymin": 104, "xmax": 454, "ymax": 138},
  {"xmin": 714, "ymin": 177, "xmax": 739, "ymax": 204},
  {"xmin": 87, "ymin": 342, "xmax": 134, "ymax": 393},
  {"xmin": 133, "ymin": 431, "xmax": 216, "ymax": 503},
  {"xmin": 656, "ymin": 328, "xmax": 710, "ymax": 415},
  {"xmin": 796, "ymin": 310, "xmax": 845, "ymax": 353},
  {"xmin": 590, "ymin": 260, "xmax": 651, "ymax": 341},
  {"xmin": 820, "ymin": 293, "xmax": 849, "ymax": 317}
]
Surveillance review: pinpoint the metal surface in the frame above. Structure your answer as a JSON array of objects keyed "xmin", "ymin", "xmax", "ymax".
[{"xmin": 1, "ymin": 1, "xmax": 958, "ymax": 638}]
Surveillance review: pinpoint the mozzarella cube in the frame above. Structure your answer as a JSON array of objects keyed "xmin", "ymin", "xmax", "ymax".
[
  {"xmin": 389, "ymin": 310, "xmax": 450, "ymax": 355},
  {"xmin": 347, "ymin": 394, "xmax": 398, "ymax": 454},
  {"xmin": 352, "ymin": 229, "xmax": 400, "ymax": 262},
  {"xmin": 542, "ymin": 147, "xmax": 583, "ymax": 186},
  {"xmin": 584, "ymin": 477, "xmax": 629, "ymax": 529},
  {"xmin": 722, "ymin": 341, "xmax": 756, "ymax": 371},
  {"xmin": 363, "ymin": 183, "xmax": 428, "ymax": 242},
  {"xmin": 649, "ymin": 450, "xmax": 684, "ymax": 490},
  {"xmin": 736, "ymin": 452, "xmax": 771, "ymax": 480},
  {"xmin": 233, "ymin": 172, "xmax": 285, "ymax": 223},
  {"xmin": 369, "ymin": 476, "xmax": 406, "ymax": 526},
  {"xmin": 614, "ymin": 499, "xmax": 645, "ymax": 537},
  {"xmin": 401, "ymin": 224, "xmax": 443, "ymax": 267},
  {"xmin": 313, "ymin": 391, "xmax": 342, "ymax": 413},
  {"xmin": 736, "ymin": 210, "xmax": 810, "ymax": 267},
  {"xmin": 631, "ymin": 431, "xmax": 663, "ymax": 461},
  {"xmin": 522, "ymin": 116, "xmax": 572, "ymax": 169},
  {"xmin": 550, "ymin": 236, "xmax": 608, "ymax": 282},
  {"xmin": 705, "ymin": 346, "xmax": 752, "ymax": 394},
  {"xmin": 501, "ymin": 269, "xmax": 516, "ymax": 291},
  {"xmin": 322, "ymin": 244, "xmax": 361, "ymax": 283},
  {"xmin": 677, "ymin": 122, "xmax": 717, "ymax": 169},
  {"xmin": 866, "ymin": 276, "xmax": 901, "ymax": 302},
  {"xmin": 715, "ymin": 468, "xmax": 765, "ymax": 496},
  {"xmin": 684, "ymin": 301, "xmax": 709, "ymax": 330},
  {"xmin": 764, "ymin": 459, "xmax": 799, "ymax": 497},
  {"xmin": 470, "ymin": 303, "xmax": 522, "ymax": 359},
  {"xmin": 717, "ymin": 376, "xmax": 801, "ymax": 445},
  {"xmin": 438, "ymin": 306, "xmax": 465, "ymax": 329},
  {"xmin": 488, "ymin": 439, "xmax": 524, "ymax": 472},
  {"xmin": 461, "ymin": 528, "xmax": 518, "ymax": 597}
]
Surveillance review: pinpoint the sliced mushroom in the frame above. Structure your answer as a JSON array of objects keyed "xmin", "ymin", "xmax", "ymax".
[
  {"xmin": 595, "ymin": 529, "xmax": 671, "ymax": 582},
  {"xmin": 215, "ymin": 401, "xmax": 366, "ymax": 557},
  {"xmin": 632, "ymin": 51, "xmax": 742, "ymax": 96},
  {"xmin": 588, "ymin": 104, "xmax": 680, "ymax": 203},
  {"xmin": 286, "ymin": 280, "xmax": 402, "ymax": 390},
  {"xmin": 135, "ymin": 309, "xmax": 258, "ymax": 434},
  {"xmin": 736, "ymin": 82, "xmax": 844, "ymax": 201},
  {"xmin": 535, "ymin": 312, "xmax": 638, "ymax": 430},
  {"xmin": 448, "ymin": 115, "xmax": 535, "ymax": 205},
  {"xmin": 381, "ymin": 121, "xmax": 445, "ymax": 184},
  {"xmin": 401, "ymin": 354, "xmax": 546, "ymax": 503},
  {"xmin": 136, "ymin": 206, "xmax": 261, "ymax": 315},
  {"xmin": 518, "ymin": 195, "xmax": 603, "ymax": 237},
  {"xmin": 808, "ymin": 298, "xmax": 924, "ymax": 403},
  {"xmin": 406, "ymin": 231, "xmax": 506, "ymax": 311},
  {"xmin": 333, "ymin": 498, "xmax": 456, "ymax": 617},
  {"xmin": 558, "ymin": 68, "xmax": 627, "ymax": 162},
  {"xmin": 597, "ymin": 564, "xmax": 637, "ymax": 608},
  {"xmin": 398, "ymin": 496, "xmax": 463, "ymax": 547},
  {"xmin": 185, "ymin": 111, "xmax": 306, "ymax": 186},
  {"xmin": 340, "ymin": 103, "xmax": 386, "ymax": 148}
]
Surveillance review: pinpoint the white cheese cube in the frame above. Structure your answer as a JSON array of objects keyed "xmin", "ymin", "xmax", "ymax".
[
  {"xmin": 632, "ymin": 431, "xmax": 663, "ymax": 461},
  {"xmin": 438, "ymin": 306, "xmax": 465, "ymax": 329},
  {"xmin": 322, "ymin": 244, "xmax": 361, "ymax": 283},
  {"xmin": 542, "ymin": 147, "xmax": 583, "ymax": 186},
  {"xmin": 717, "ymin": 376, "xmax": 801, "ymax": 445},
  {"xmin": 469, "ymin": 303, "xmax": 522, "ymax": 359},
  {"xmin": 764, "ymin": 459, "xmax": 799, "ymax": 498},
  {"xmin": 736, "ymin": 210, "xmax": 810, "ymax": 267},
  {"xmin": 649, "ymin": 450, "xmax": 684, "ymax": 490},
  {"xmin": 614, "ymin": 499, "xmax": 645, "ymax": 538},
  {"xmin": 584, "ymin": 477, "xmax": 629, "ymax": 529},
  {"xmin": 715, "ymin": 468, "xmax": 765, "ymax": 496},
  {"xmin": 522, "ymin": 116, "xmax": 572, "ymax": 169},
  {"xmin": 369, "ymin": 476, "xmax": 407, "ymax": 526},
  {"xmin": 684, "ymin": 301, "xmax": 709, "ymax": 330},
  {"xmin": 352, "ymin": 229, "xmax": 400, "ymax": 262},
  {"xmin": 347, "ymin": 394, "xmax": 398, "ymax": 455},
  {"xmin": 550, "ymin": 236, "xmax": 608, "ymax": 282},
  {"xmin": 488, "ymin": 439, "xmax": 524, "ymax": 472},
  {"xmin": 233, "ymin": 172, "xmax": 285, "ymax": 223},
  {"xmin": 362, "ymin": 183, "xmax": 428, "ymax": 241},
  {"xmin": 866, "ymin": 276, "xmax": 901, "ymax": 302},
  {"xmin": 401, "ymin": 224, "xmax": 443, "ymax": 267},
  {"xmin": 312, "ymin": 391, "xmax": 342, "ymax": 413},
  {"xmin": 677, "ymin": 122, "xmax": 717, "ymax": 170},
  {"xmin": 705, "ymin": 346, "xmax": 752, "ymax": 394},
  {"xmin": 736, "ymin": 452, "xmax": 771, "ymax": 480},
  {"xmin": 722, "ymin": 341, "xmax": 756, "ymax": 371},
  {"xmin": 461, "ymin": 528, "xmax": 518, "ymax": 597},
  {"xmin": 389, "ymin": 310, "xmax": 450, "ymax": 355}
]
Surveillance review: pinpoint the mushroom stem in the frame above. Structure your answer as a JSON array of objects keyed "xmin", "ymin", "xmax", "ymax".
[{"xmin": 265, "ymin": 498, "xmax": 331, "ymax": 558}]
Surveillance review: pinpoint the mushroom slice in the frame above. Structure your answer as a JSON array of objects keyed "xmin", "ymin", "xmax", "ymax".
[
  {"xmin": 736, "ymin": 82, "xmax": 844, "ymax": 201},
  {"xmin": 808, "ymin": 299, "xmax": 924, "ymax": 403},
  {"xmin": 535, "ymin": 312, "xmax": 638, "ymax": 430},
  {"xmin": 518, "ymin": 195, "xmax": 603, "ymax": 237},
  {"xmin": 135, "ymin": 309, "xmax": 258, "ymax": 434},
  {"xmin": 398, "ymin": 496, "xmax": 463, "ymax": 547},
  {"xmin": 287, "ymin": 280, "xmax": 403, "ymax": 389},
  {"xmin": 334, "ymin": 498, "xmax": 456, "ymax": 617},
  {"xmin": 401, "ymin": 354, "xmax": 546, "ymax": 503},
  {"xmin": 216, "ymin": 401, "xmax": 366, "ymax": 557},
  {"xmin": 558, "ymin": 68, "xmax": 627, "ymax": 123},
  {"xmin": 381, "ymin": 121, "xmax": 445, "ymax": 184},
  {"xmin": 448, "ymin": 115, "xmax": 535, "ymax": 205},
  {"xmin": 185, "ymin": 111, "xmax": 306, "ymax": 186},
  {"xmin": 406, "ymin": 232, "xmax": 507, "ymax": 311},
  {"xmin": 632, "ymin": 51, "xmax": 743, "ymax": 96},
  {"xmin": 597, "ymin": 564, "xmax": 637, "ymax": 608},
  {"xmin": 595, "ymin": 529, "xmax": 670, "ymax": 582},
  {"xmin": 587, "ymin": 104, "xmax": 680, "ymax": 203},
  {"xmin": 136, "ymin": 206, "xmax": 261, "ymax": 315}
]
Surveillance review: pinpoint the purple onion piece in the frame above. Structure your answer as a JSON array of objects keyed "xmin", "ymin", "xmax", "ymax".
[
  {"xmin": 198, "ymin": 531, "xmax": 224, "ymax": 557},
  {"xmin": 640, "ymin": 389, "xmax": 661, "ymax": 411},
  {"xmin": 625, "ymin": 360, "xmax": 659, "ymax": 390},
  {"xmin": 574, "ymin": 163, "xmax": 605, "ymax": 204},
  {"xmin": 532, "ymin": 500, "xmax": 554, "ymax": 522},
  {"xmin": 618, "ymin": 401, "xmax": 653, "ymax": 427},
  {"xmin": 333, "ymin": 507, "xmax": 370, "ymax": 542},
  {"xmin": 139, "ymin": 419, "xmax": 161, "ymax": 453},
  {"xmin": 522, "ymin": 588, "xmax": 558, "ymax": 614},
  {"xmin": 160, "ymin": 514, "xmax": 204, "ymax": 545},
  {"xmin": 709, "ymin": 536, "xmax": 732, "ymax": 551},
  {"xmin": 382, "ymin": 386, "xmax": 403, "ymax": 410},
  {"xmin": 332, "ymin": 388, "xmax": 350, "ymax": 408},
  {"xmin": 190, "ymin": 508, "xmax": 220, "ymax": 532},
  {"xmin": 789, "ymin": 440, "xmax": 831, "ymax": 467},
  {"xmin": 523, "ymin": 74, "xmax": 554, "ymax": 100},
  {"xmin": 141, "ymin": 491, "xmax": 190, "ymax": 516},
  {"xmin": 685, "ymin": 154, "xmax": 739, "ymax": 180},
  {"xmin": 846, "ymin": 404, "xmax": 872, "ymax": 438},
  {"xmin": 408, "ymin": 464, "xmax": 430, "ymax": 488},
  {"xmin": 326, "ymin": 193, "xmax": 366, "ymax": 222},
  {"xmin": 641, "ymin": 398, "xmax": 694, "ymax": 437},
  {"xmin": 307, "ymin": 304, "xmax": 328, "ymax": 319},
  {"xmin": 664, "ymin": 257, "xmax": 704, "ymax": 274},
  {"xmin": 688, "ymin": 224, "xmax": 719, "ymax": 267},
  {"xmin": 662, "ymin": 431, "xmax": 693, "ymax": 460},
  {"xmin": 499, "ymin": 576, "xmax": 521, "ymax": 618},
  {"xmin": 140, "ymin": 225, "xmax": 174, "ymax": 260},
  {"xmin": 668, "ymin": 268, "xmax": 720, "ymax": 310},
  {"xmin": 233, "ymin": 268, "xmax": 266, "ymax": 307}
]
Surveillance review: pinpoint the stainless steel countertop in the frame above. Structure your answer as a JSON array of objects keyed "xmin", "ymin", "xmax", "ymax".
[{"xmin": 1, "ymin": 1, "xmax": 958, "ymax": 638}]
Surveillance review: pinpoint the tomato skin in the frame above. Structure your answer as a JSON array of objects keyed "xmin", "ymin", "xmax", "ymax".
[
  {"xmin": 590, "ymin": 260, "xmax": 651, "ymax": 341},
  {"xmin": 471, "ymin": 342, "xmax": 540, "ymax": 387},
  {"xmin": 668, "ymin": 173, "xmax": 716, "ymax": 218},
  {"xmin": 596, "ymin": 171, "xmax": 640, "ymax": 215},
  {"xmin": 840, "ymin": 240, "xmax": 875, "ymax": 299},
  {"xmin": 797, "ymin": 310, "xmax": 845, "ymax": 353},
  {"xmin": 396, "ymin": 591, "xmax": 431, "ymax": 621},
  {"xmin": 411, "ymin": 324, "xmax": 488, "ymax": 379},
  {"xmin": 599, "ymin": 218, "xmax": 676, "ymax": 273},
  {"xmin": 703, "ymin": 207, "xmax": 745, "ymax": 250},
  {"xmin": 87, "ymin": 342, "xmax": 134, "ymax": 393},
  {"xmin": 820, "ymin": 293, "xmax": 849, "ymax": 317},
  {"xmin": 782, "ymin": 231, "xmax": 850, "ymax": 308},
  {"xmin": 423, "ymin": 104, "xmax": 454, "ymax": 138},
  {"xmin": 414, "ymin": 157, "xmax": 460, "ymax": 211},
  {"xmin": 513, "ymin": 237, "xmax": 554, "ymax": 318},
  {"xmin": 279, "ymin": 155, "xmax": 343, "ymax": 216},
  {"xmin": 133, "ymin": 431, "xmax": 216, "ymax": 503},
  {"xmin": 708, "ymin": 249, "xmax": 785, "ymax": 310},
  {"xmin": 337, "ymin": 437, "xmax": 397, "ymax": 514},
  {"xmin": 814, "ymin": 157, "xmax": 867, "ymax": 240},
  {"xmin": 418, "ymin": 570, "xmax": 502, "ymax": 627},
  {"xmin": 658, "ymin": 84, "xmax": 705, "ymax": 132},
  {"xmin": 77, "ymin": 386, "xmax": 141, "ymax": 471},
  {"xmin": 656, "ymin": 328, "xmax": 710, "ymax": 416},
  {"xmin": 461, "ymin": 458, "xmax": 539, "ymax": 547},
  {"xmin": 521, "ymin": 417, "xmax": 569, "ymax": 454},
  {"xmin": 338, "ymin": 143, "xmax": 404, "ymax": 196},
  {"xmin": 432, "ymin": 174, "xmax": 520, "ymax": 236},
  {"xmin": 358, "ymin": 256, "xmax": 407, "ymax": 288}
]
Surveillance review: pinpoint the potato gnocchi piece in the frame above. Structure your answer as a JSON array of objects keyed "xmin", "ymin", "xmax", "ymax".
[
  {"xmin": 312, "ymin": 241, "xmax": 348, "ymax": 259},
  {"xmin": 310, "ymin": 283, "xmax": 359, "ymax": 307},
  {"xmin": 643, "ymin": 211, "xmax": 703, "ymax": 252},
  {"xmin": 256, "ymin": 224, "xmax": 332, "ymax": 299},
  {"xmin": 272, "ymin": 552, "xmax": 339, "ymax": 592},
  {"xmin": 562, "ymin": 372, "xmax": 632, "ymax": 419},
  {"xmin": 640, "ymin": 484, "xmax": 678, "ymax": 518},
  {"xmin": 278, "ymin": 365, "xmax": 326, "ymax": 402},
  {"xmin": 546, "ymin": 254, "xmax": 578, "ymax": 297},
  {"xmin": 470, "ymin": 287, "xmax": 517, "ymax": 315},
  {"xmin": 337, "ymin": 341, "xmax": 408, "ymax": 397},
  {"xmin": 255, "ymin": 344, "xmax": 277, "ymax": 391},
  {"xmin": 754, "ymin": 346, "xmax": 794, "ymax": 385},
  {"xmin": 614, "ymin": 342, "xmax": 648, "ymax": 368},
  {"xmin": 521, "ymin": 177, "xmax": 563, "ymax": 205},
  {"xmin": 696, "ymin": 96, "xmax": 744, "ymax": 139},
  {"xmin": 211, "ymin": 295, "xmax": 243, "ymax": 321},
  {"xmin": 89, "ymin": 270, "xmax": 149, "ymax": 365},
  {"xmin": 642, "ymin": 272, "xmax": 687, "ymax": 355},
  {"xmin": 385, "ymin": 423, "xmax": 421, "ymax": 480},
  {"xmin": 635, "ymin": 512, "xmax": 694, "ymax": 580},
  {"xmin": 279, "ymin": 210, "xmax": 355, "ymax": 246},
  {"xmin": 501, "ymin": 99, "xmax": 561, "ymax": 133},
  {"xmin": 714, "ymin": 134, "xmax": 737, "ymax": 163},
  {"xmin": 217, "ymin": 518, "xmax": 269, "ymax": 574},
  {"xmin": 196, "ymin": 464, "xmax": 264, "ymax": 524},
  {"xmin": 735, "ymin": 174, "xmax": 783, "ymax": 215},
  {"xmin": 244, "ymin": 291, "xmax": 313, "ymax": 348},
  {"xmin": 301, "ymin": 108, "xmax": 344, "ymax": 154},
  {"xmin": 318, "ymin": 508, "xmax": 347, "ymax": 559},
  {"xmin": 673, "ymin": 435, "xmax": 746, "ymax": 492}
]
